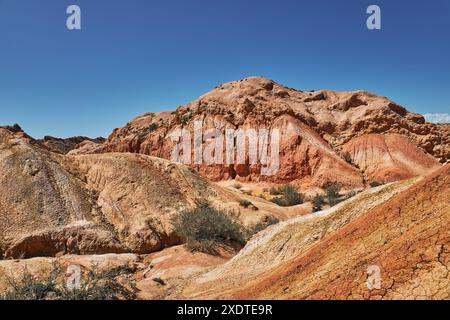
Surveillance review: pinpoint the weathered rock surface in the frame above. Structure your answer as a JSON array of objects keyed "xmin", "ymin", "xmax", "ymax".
[
  {"xmin": 187, "ymin": 165, "xmax": 449, "ymax": 300},
  {"xmin": 0, "ymin": 128, "xmax": 112, "ymax": 258},
  {"xmin": 0, "ymin": 127, "xmax": 266, "ymax": 259},
  {"xmin": 73, "ymin": 77, "xmax": 447, "ymax": 187}
]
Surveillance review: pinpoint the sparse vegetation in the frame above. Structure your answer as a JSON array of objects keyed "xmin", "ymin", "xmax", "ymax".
[
  {"xmin": 343, "ymin": 152, "xmax": 353, "ymax": 164},
  {"xmin": 0, "ymin": 264, "xmax": 137, "ymax": 300},
  {"xmin": 326, "ymin": 184, "xmax": 340, "ymax": 199},
  {"xmin": 232, "ymin": 182, "xmax": 243, "ymax": 190},
  {"xmin": 311, "ymin": 194, "xmax": 326, "ymax": 212},
  {"xmin": 370, "ymin": 181, "xmax": 384, "ymax": 188},
  {"xmin": 325, "ymin": 184, "xmax": 341, "ymax": 207},
  {"xmin": 345, "ymin": 190, "xmax": 358, "ymax": 199},
  {"xmin": 258, "ymin": 193, "xmax": 268, "ymax": 201},
  {"xmin": 180, "ymin": 114, "xmax": 190, "ymax": 125},
  {"xmin": 173, "ymin": 205, "xmax": 245, "ymax": 255},
  {"xmin": 243, "ymin": 216, "xmax": 279, "ymax": 240},
  {"xmin": 239, "ymin": 199, "xmax": 253, "ymax": 208},
  {"xmin": 269, "ymin": 186, "xmax": 282, "ymax": 196},
  {"xmin": 270, "ymin": 185, "xmax": 305, "ymax": 207},
  {"xmin": 152, "ymin": 277, "xmax": 166, "ymax": 286},
  {"xmin": 148, "ymin": 123, "xmax": 159, "ymax": 132},
  {"xmin": 311, "ymin": 185, "xmax": 359, "ymax": 210}
]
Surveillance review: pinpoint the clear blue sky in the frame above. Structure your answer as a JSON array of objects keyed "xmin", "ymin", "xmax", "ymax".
[{"xmin": 0, "ymin": 0, "xmax": 449, "ymax": 138}]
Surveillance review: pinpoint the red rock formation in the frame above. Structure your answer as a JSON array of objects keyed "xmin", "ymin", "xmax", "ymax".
[
  {"xmin": 72, "ymin": 77, "xmax": 447, "ymax": 188},
  {"xmin": 342, "ymin": 134, "xmax": 441, "ymax": 183}
]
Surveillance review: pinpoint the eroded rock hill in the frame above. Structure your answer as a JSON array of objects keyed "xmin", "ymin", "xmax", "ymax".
[
  {"xmin": 72, "ymin": 77, "xmax": 447, "ymax": 187},
  {"xmin": 0, "ymin": 127, "xmax": 270, "ymax": 259}
]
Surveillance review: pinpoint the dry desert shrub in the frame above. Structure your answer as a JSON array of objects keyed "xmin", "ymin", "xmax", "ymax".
[
  {"xmin": 1, "ymin": 264, "xmax": 137, "ymax": 300},
  {"xmin": 173, "ymin": 205, "xmax": 246, "ymax": 255},
  {"xmin": 370, "ymin": 181, "xmax": 384, "ymax": 188},
  {"xmin": 243, "ymin": 216, "xmax": 279, "ymax": 240},
  {"xmin": 232, "ymin": 182, "xmax": 243, "ymax": 190},
  {"xmin": 311, "ymin": 194, "xmax": 326, "ymax": 212},
  {"xmin": 325, "ymin": 184, "xmax": 341, "ymax": 206},
  {"xmin": 173, "ymin": 204, "xmax": 277, "ymax": 255},
  {"xmin": 270, "ymin": 185, "xmax": 305, "ymax": 207}
]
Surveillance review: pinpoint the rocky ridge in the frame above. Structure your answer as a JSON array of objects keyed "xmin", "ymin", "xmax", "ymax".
[{"xmin": 72, "ymin": 77, "xmax": 447, "ymax": 187}]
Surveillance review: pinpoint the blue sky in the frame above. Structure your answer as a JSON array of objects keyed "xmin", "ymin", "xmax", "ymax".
[{"xmin": 0, "ymin": 0, "xmax": 449, "ymax": 138}]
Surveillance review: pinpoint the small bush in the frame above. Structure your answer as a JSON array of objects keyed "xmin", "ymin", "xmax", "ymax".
[
  {"xmin": 173, "ymin": 205, "xmax": 245, "ymax": 255},
  {"xmin": 180, "ymin": 115, "xmax": 190, "ymax": 125},
  {"xmin": 269, "ymin": 187, "xmax": 282, "ymax": 196},
  {"xmin": 243, "ymin": 217, "xmax": 279, "ymax": 240},
  {"xmin": 1, "ymin": 268, "xmax": 58, "ymax": 300},
  {"xmin": 232, "ymin": 183, "xmax": 243, "ymax": 190},
  {"xmin": 258, "ymin": 193, "xmax": 268, "ymax": 201},
  {"xmin": 1, "ymin": 264, "xmax": 137, "ymax": 300},
  {"xmin": 152, "ymin": 278, "xmax": 166, "ymax": 286},
  {"xmin": 370, "ymin": 181, "xmax": 383, "ymax": 188},
  {"xmin": 346, "ymin": 190, "xmax": 358, "ymax": 199},
  {"xmin": 326, "ymin": 184, "xmax": 340, "ymax": 198},
  {"xmin": 311, "ymin": 194, "xmax": 326, "ymax": 212},
  {"xmin": 326, "ymin": 184, "xmax": 342, "ymax": 207},
  {"xmin": 239, "ymin": 199, "xmax": 253, "ymax": 208},
  {"xmin": 148, "ymin": 123, "xmax": 159, "ymax": 132},
  {"xmin": 271, "ymin": 185, "xmax": 305, "ymax": 207}
]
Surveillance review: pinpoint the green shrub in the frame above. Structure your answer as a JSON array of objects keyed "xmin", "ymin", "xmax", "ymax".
[
  {"xmin": 1, "ymin": 264, "xmax": 137, "ymax": 300},
  {"xmin": 271, "ymin": 185, "xmax": 305, "ymax": 207},
  {"xmin": 173, "ymin": 205, "xmax": 245, "ymax": 255},
  {"xmin": 311, "ymin": 194, "xmax": 326, "ymax": 212}
]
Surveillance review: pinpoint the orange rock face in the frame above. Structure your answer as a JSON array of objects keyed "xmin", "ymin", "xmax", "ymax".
[
  {"xmin": 73, "ymin": 77, "xmax": 448, "ymax": 188},
  {"xmin": 342, "ymin": 133, "xmax": 441, "ymax": 183}
]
